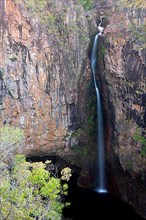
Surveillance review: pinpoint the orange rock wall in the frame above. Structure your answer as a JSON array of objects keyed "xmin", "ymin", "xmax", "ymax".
[{"xmin": 0, "ymin": 0, "xmax": 91, "ymax": 157}]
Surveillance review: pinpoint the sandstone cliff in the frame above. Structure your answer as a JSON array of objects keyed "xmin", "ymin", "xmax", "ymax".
[
  {"xmin": 0, "ymin": 0, "xmax": 146, "ymax": 218},
  {"xmin": 0, "ymin": 0, "xmax": 91, "ymax": 160},
  {"xmin": 102, "ymin": 3, "xmax": 146, "ymax": 218}
]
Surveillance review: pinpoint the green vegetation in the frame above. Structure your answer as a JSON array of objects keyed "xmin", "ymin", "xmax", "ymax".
[
  {"xmin": 0, "ymin": 125, "xmax": 24, "ymax": 162},
  {"xmin": 71, "ymin": 95, "xmax": 96, "ymax": 161},
  {"xmin": 24, "ymin": 0, "xmax": 47, "ymax": 10},
  {"xmin": 133, "ymin": 133, "xmax": 146, "ymax": 157},
  {"xmin": 71, "ymin": 129, "xmax": 81, "ymax": 138},
  {"xmin": 127, "ymin": 21, "xmax": 146, "ymax": 49},
  {"xmin": 72, "ymin": 144, "xmax": 89, "ymax": 157},
  {"xmin": 0, "ymin": 125, "xmax": 71, "ymax": 220},
  {"xmin": 15, "ymin": 0, "xmax": 47, "ymax": 15},
  {"xmin": 14, "ymin": 0, "xmax": 52, "ymax": 26},
  {"xmin": 77, "ymin": 0, "xmax": 93, "ymax": 10},
  {"xmin": 14, "ymin": 0, "xmax": 89, "ymax": 49},
  {"xmin": 121, "ymin": 0, "xmax": 146, "ymax": 9},
  {"xmin": 120, "ymin": 0, "xmax": 146, "ymax": 48},
  {"xmin": 15, "ymin": 0, "xmax": 94, "ymax": 12},
  {"xmin": 0, "ymin": 156, "xmax": 71, "ymax": 220},
  {"xmin": 86, "ymin": 96, "xmax": 96, "ymax": 137},
  {"xmin": 126, "ymin": 160, "xmax": 133, "ymax": 171}
]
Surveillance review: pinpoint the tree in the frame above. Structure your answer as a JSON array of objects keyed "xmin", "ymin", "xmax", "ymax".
[
  {"xmin": 0, "ymin": 155, "xmax": 71, "ymax": 220},
  {"xmin": 0, "ymin": 125, "xmax": 24, "ymax": 163},
  {"xmin": 0, "ymin": 126, "xmax": 72, "ymax": 219}
]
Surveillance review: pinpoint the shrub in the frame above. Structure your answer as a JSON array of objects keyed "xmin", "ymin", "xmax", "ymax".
[
  {"xmin": 134, "ymin": 133, "xmax": 146, "ymax": 158},
  {"xmin": 0, "ymin": 126, "xmax": 71, "ymax": 219},
  {"xmin": 0, "ymin": 125, "xmax": 24, "ymax": 163},
  {"xmin": 0, "ymin": 155, "xmax": 71, "ymax": 220},
  {"xmin": 77, "ymin": 0, "xmax": 93, "ymax": 10}
]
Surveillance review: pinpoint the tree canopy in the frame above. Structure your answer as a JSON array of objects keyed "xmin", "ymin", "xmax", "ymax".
[{"xmin": 0, "ymin": 125, "xmax": 72, "ymax": 220}]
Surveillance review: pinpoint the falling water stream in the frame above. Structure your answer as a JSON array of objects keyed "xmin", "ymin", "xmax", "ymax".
[
  {"xmin": 63, "ymin": 20, "xmax": 145, "ymax": 220},
  {"xmin": 91, "ymin": 20, "xmax": 107, "ymax": 193}
]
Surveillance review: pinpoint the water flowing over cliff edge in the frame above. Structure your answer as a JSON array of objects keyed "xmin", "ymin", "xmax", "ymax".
[{"xmin": 0, "ymin": 0, "xmax": 146, "ymax": 218}]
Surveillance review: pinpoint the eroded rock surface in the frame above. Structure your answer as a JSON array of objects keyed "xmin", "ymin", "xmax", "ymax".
[
  {"xmin": 102, "ymin": 4, "xmax": 146, "ymax": 218},
  {"xmin": 0, "ymin": 0, "xmax": 91, "ymax": 160},
  {"xmin": 0, "ymin": 0, "xmax": 146, "ymax": 218}
]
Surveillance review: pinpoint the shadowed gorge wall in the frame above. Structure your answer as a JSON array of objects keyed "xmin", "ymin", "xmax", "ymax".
[
  {"xmin": 0, "ymin": 0, "xmax": 146, "ymax": 218},
  {"xmin": 101, "ymin": 4, "xmax": 146, "ymax": 218}
]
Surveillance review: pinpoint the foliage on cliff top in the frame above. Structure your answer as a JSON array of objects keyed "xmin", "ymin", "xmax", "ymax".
[
  {"xmin": 15, "ymin": 0, "xmax": 94, "ymax": 11},
  {"xmin": 15, "ymin": 0, "xmax": 49, "ymax": 24},
  {"xmin": 121, "ymin": 0, "xmax": 146, "ymax": 9},
  {"xmin": 14, "ymin": 0, "xmax": 89, "ymax": 48},
  {"xmin": 118, "ymin": 0, "xmax": 146, "ymax": 49}
]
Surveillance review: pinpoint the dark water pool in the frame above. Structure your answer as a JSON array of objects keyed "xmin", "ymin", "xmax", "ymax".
[
  {"xmin": 63, "ymin": 183, "xmax": 144, "ymax": 220},
  {"xmin": 27, "ymin": 156, "xmax": 145, "ymax": 220}
]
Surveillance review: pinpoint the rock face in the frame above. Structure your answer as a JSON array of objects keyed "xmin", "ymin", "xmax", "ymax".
[
  {"xmin": 0, "ymin": 0, "xmax": 92, "ymax": 160},
  {"xmin": 101, "ymin": 4, "xmax": 146, "ymax": 218},
  {"xmin": 0, "ymin": 0, "xmax": 146, "ymax": 218}
]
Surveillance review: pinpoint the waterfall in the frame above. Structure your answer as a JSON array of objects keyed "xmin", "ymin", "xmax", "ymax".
[{"xmin": 91, "ymin": 22, "xmax": 107, "ymax": 193}]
